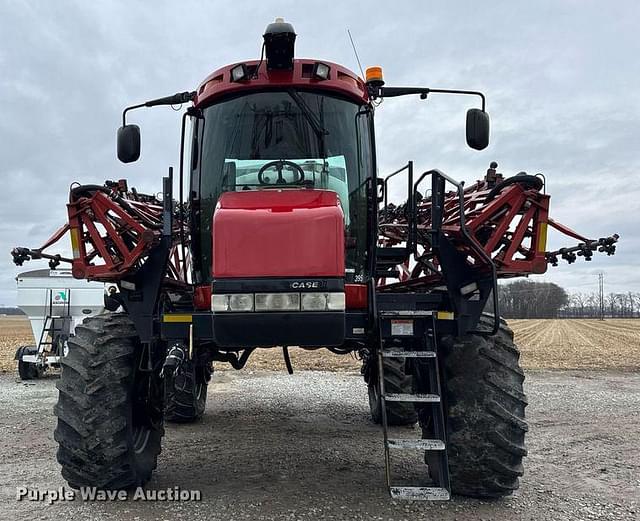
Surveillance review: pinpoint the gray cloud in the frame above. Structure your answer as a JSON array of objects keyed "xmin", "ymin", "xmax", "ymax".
[{"xmin": 1, "ymin": 0, "xmax": 638, "ymax": 305}]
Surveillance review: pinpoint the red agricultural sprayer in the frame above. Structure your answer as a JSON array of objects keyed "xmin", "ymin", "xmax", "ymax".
[{"xmin": 12, "ymin": 19, "xmax": 617, "ymax": 500}]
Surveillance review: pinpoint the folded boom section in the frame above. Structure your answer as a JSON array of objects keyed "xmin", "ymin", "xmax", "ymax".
[
  {"xmin": 11, "ymin": 180, "xmax": 189, "ymax": 284},
  {"xmin": 377, "ymin": 162, "xmax": 618, "ymax": 292}
]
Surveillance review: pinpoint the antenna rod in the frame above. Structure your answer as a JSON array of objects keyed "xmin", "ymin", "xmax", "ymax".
[{"xmin": 347, "ymin": 29, "xmax": 365, "ymax": 79}]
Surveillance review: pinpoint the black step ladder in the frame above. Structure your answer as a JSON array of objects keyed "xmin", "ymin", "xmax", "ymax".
[
  {"xmin": 38, "ymin": 288, "xmax": 71, "ymax": 354},
  {"xmin": 377, "ymin": 310, "xmax": 451, "ymax": 500}
]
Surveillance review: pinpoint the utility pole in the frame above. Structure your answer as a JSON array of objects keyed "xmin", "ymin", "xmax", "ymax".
[{"xmin": 598, "ymin": 273, "xmax": 604, "ymax": 321}]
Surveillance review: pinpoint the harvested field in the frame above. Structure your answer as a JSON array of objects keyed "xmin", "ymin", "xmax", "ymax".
[
  {"xmin": 0, "ymin": 316, "xmax": 32, "ymax": 372},
  {"xmin": 1, "ymin": 316, "xmax": 639, "ymax": 373},
  {"xmin": 511, "ymin": 318, "xmax": 640, "ymax": 370},
  {"xmin": 246, "ymin": 319, "xmax": 640, "ymax": 372}
]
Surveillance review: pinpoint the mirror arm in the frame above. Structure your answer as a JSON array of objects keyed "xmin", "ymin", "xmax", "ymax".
[
  {"xmin": 122, "ymin": 103, "xmax": 145, "ymax": 127},
  {"xmin": 378, "ymin": 87, "xmax": 486, "ymax": 111},
  {"xmin": 121, "ymin": 91, "xmax": 197, "ymax": 126}
]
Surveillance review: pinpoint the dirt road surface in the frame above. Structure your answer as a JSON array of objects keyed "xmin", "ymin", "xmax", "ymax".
[{"xmin": 0, "ymin": 369, "xmax": 638, "ymax": 521}]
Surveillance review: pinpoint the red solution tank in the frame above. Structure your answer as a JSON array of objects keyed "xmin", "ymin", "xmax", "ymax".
[{"xmin": 212, "ymin": 189, "xmax": 345, "ymax": 278}]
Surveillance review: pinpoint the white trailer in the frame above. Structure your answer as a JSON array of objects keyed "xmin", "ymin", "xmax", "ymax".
[{"xmin": 14, "ymin": 269, "xmax": 106, "ymax": 379}]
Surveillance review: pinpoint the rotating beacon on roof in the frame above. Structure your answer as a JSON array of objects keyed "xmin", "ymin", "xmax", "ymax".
[{"xmin": 12, "ymin": 18, "xmax": 618, "ymax": 500}]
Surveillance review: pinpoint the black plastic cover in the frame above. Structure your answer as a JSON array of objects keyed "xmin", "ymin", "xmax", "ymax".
[
  {"xmin": 117, "ymin": 124, "xmax": 141, "ymax": 163},
  {"xmin": 466, "ymin": 108, "xmax": 490, "ymax": 150}
]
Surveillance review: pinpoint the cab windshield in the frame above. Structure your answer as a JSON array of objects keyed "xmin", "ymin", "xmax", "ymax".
[{"xmin": 192, "ymin": 90, "xmax": 373, "ymax": 283}]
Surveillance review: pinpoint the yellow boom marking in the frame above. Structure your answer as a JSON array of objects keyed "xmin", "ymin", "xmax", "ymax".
[{"xmin": 163, "ymin": 314, "xmax": 193, "ymax": 323}]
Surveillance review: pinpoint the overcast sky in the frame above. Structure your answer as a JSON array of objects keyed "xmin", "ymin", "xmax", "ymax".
[{"xmin": 1, "ymin": 0, "xmax": 638, "ymax": 306}]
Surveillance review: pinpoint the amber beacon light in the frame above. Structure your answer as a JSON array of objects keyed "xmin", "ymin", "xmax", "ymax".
[{"xmin": 365, "ymin": 66, "xmax": 384, "ymax": 88}]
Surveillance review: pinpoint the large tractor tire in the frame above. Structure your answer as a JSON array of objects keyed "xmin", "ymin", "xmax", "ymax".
[
  {"xmin": 164, "ymin": 360, "xmax": 211, "ymax": 423},
  {"xmin": 367, "ymin": 356, "xmax": 418, "ymax": 426},
  {"xmin": 54, "ymin": 314, "xmax": 164, "ymax": 490},
  {"xmin": 436, "ymin": 314, "xmax": 528, "ymax": 498}
]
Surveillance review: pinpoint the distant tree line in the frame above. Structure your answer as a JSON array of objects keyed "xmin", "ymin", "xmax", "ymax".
[
  {"xmin": 560, "ymin": 292, "xmax": 640, "ymax": 319},
  {"xmin": 498, "ymin": 281, "xmax": 640, "ymax": 319},
  {"xmin": 0, "ymin": 307, "xmax": 25, "ymax": 315},
  {"xmin": 498, "ymin": 280, "xmax": 569, "ymax": 319}
]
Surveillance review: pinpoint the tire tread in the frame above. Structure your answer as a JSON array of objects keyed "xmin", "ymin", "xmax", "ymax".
[
  {"xmin": 53, "ymin": 313, "xmax": 163, "ymax": 490},
  {"xmin": 440, "ymin": 314, "xmax": 527, "ymax": 498}
]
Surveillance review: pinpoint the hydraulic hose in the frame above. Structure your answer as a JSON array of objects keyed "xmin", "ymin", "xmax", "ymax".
[{"xmin": 283, "ymin": 346, "xmax": 294, "ymax": 375}]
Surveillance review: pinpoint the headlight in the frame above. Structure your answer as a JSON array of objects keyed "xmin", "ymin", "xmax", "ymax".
[
  {"xmin": 212, "ymin": 293, "xmax": 254, "ymax": 312},
  {"xmin": 301, "ymin": 292, "xmax": 345, "ymax": 311},
  {"xmin": 211, "ymin": 292, "xmax": 345, "ymax": 312},
  {"xmin": 255, "ymin": 293, "xmax": 300, "ymax": 311}
]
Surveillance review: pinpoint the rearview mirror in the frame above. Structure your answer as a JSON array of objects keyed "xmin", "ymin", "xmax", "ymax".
[
  {"xmin": 117, "ymin": 125, "xmax": 141, "ymax": 163},
  {"xmin": 466, "ymin": 108, "xmax": 490, "ymax": 150},
  {"xmin": 376, "ymin": 177, "xmax": 385, "ymax": 203}
]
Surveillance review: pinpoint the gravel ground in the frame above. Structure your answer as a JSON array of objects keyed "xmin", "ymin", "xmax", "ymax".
[{"xmin": 0, "ymin": 369, "xmax": 638, "ymax": 521}]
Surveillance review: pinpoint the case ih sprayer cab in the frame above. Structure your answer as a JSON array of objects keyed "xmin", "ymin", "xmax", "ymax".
[{"xmin": 12, "ymin": 19, "xmax": 618, "ymax": 500}]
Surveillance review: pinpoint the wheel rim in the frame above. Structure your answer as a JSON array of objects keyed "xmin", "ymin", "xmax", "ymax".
[
  {"xmin": 131, "ymin": 350, "xmax": 163, "ymax": 452},
  {"xmin": 132, "ymin": 426, "xmax": 151, "ymax": 453},
  {"xmin": 368, "ymin": 382, "xmax": 382, "ymax": 419}
]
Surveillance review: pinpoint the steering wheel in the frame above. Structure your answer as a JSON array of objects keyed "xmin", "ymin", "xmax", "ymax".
[{"xmin": 257, "ymin": 160, "xmax": 305, "ymax": 185}]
